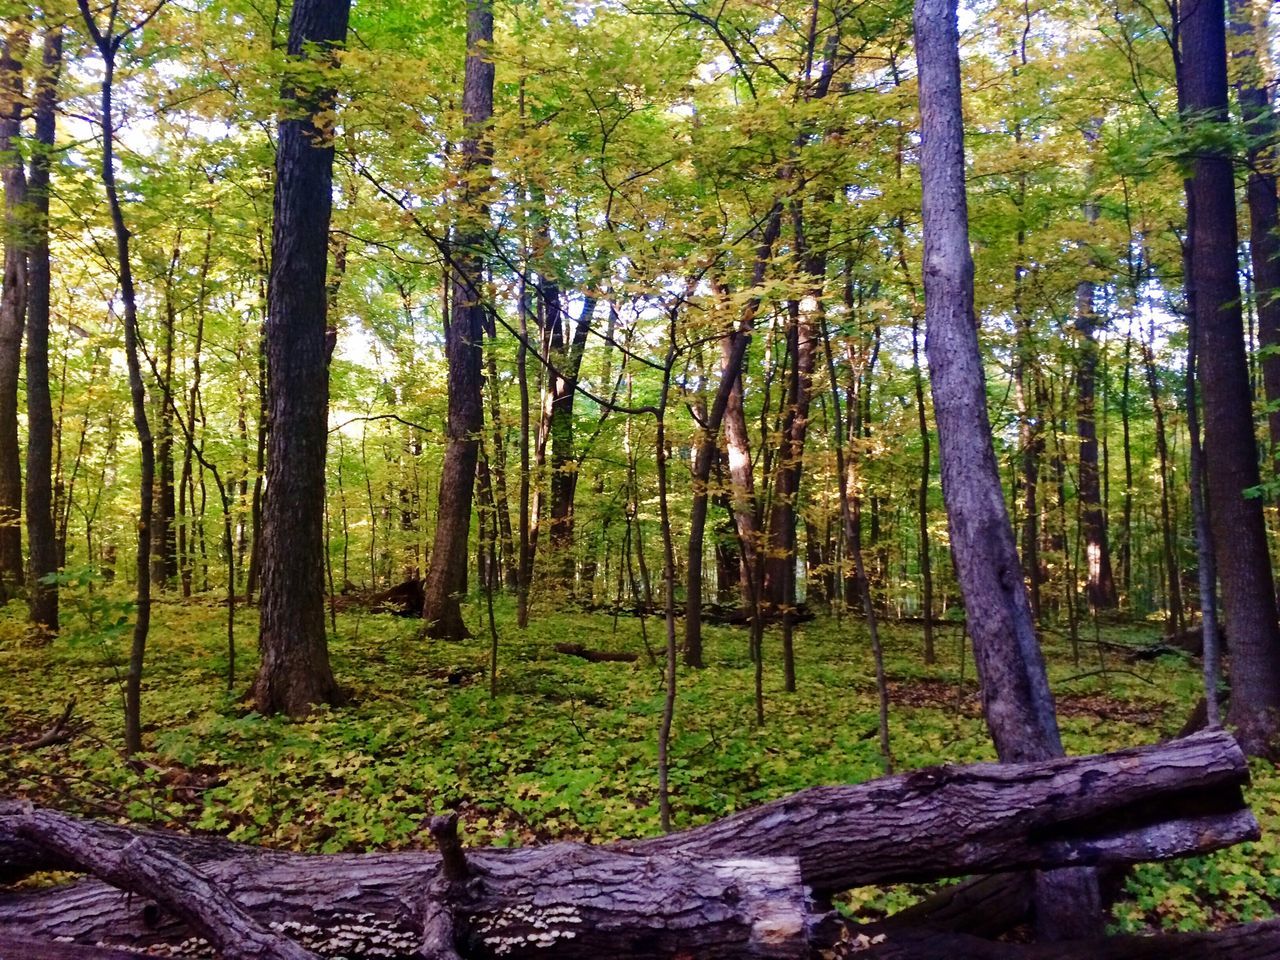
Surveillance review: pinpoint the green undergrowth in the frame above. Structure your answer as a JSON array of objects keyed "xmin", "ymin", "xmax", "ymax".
[{"xmin": 0, "ymin": 589, "xmax": 1276, "ymax": 936}]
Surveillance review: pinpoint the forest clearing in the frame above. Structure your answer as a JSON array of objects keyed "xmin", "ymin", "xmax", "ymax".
[{"xmin": 3, "ymin": 0, "xmax": 1280, "ymax": 953}]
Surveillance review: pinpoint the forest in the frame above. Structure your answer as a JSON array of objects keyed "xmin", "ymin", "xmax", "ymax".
[{"xmin": 2, "ymin": 0, "xmax": 1280, "ymax": 954}]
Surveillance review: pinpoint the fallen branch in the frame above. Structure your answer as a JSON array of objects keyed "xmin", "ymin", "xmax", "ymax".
[
  {"xmin": 16, "ymin": 698, "xmax": 78, "ymax": 750},
  {"xmin": 554, "ymin": 642, "xmax": 639, "ymax": 663},
  {"xmin": 11, "ymin": 801, "xmax": 319, "ymax": 960}
]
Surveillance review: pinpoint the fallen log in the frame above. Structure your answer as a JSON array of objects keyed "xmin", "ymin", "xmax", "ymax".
[
  {"xmin": 0, "ymin": 731, "xmax": 1257, "ymax": 958},
  {"xmin": 0, "ymin": 936, "xmax": 146, "ymax": 960},
  {"xmin": 877, "ymin": 873, "xmax": 1033, "ymax": 938},
  {"xmin": 11, "ymin": 805, "xmax": 321, "ymax": 960},
  {"xmin": 554, "ymin": 642, "xmax": 639, "ymax": 663}
]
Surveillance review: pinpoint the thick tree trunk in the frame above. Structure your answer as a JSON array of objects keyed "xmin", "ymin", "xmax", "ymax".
[
  {"xmin": 254, "ymin": 0, "xmax": 350, "ymax": 715},
  {"xmin": 1228, "ymin": 0, "xmax": 1280, "ymax": 459},
  {"xmin": 1181, "ymin": 0, "xmax": 1280, "ymax": 754},
  {"xmin": 24, "ymin": 25, "xmax": 60, "ymax": 634},
  {"xmin": 0, "ymin": 27, "xmax": 28, "ymax": 601},
  {"xmin": 421, "ymin": 0, "xmax": 493, "ymax": 641},
  {"xmin": 913, "ymin": 0, "xmax": 1102, "ymax": 937},
  {"xmin": 0, "ymin": 732, "xmax": 1256, "ymax": 957}
]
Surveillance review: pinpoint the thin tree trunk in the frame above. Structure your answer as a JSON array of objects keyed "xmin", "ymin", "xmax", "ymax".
[
  {"xmin": 0, "ymin": 27, "xmax": 28, "ymax": 600},
  {"xmin": 684, "ymin": 211, "xmax": 781, "ymax": 665},
  {"xmin": 24, "ymin": 24, "xmax": 60, "ymax": 634},
  {"xmin": 77, "ymin": 1, "xmax": 158, "ymax": 755},
  {"xmin": 1140, "ymin": 325, "xmax": 1184, "ymax": 637},
  {"xmin": 1185, "ymin": 245, "xmax": 1222, "ymax": 726},
  {"xmin": 151, "ymin": 237, "xmax": 180, "ymax": 589},
  {"xmin": 911, "ymin": 312, "xmax": 935, "ymax": 663},
  {"xmin": 1074, "ymin": 135, "xmax": 1116, "ymax": 610},
  {"xmin": 516, "ymin": 266, "xmax": 532, "ymax": 626}
]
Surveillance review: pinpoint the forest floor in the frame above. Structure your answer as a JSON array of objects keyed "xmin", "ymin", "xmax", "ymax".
[{"xmin": 1, "ymin": 590, "xmax": 1278, "ymax": 936}]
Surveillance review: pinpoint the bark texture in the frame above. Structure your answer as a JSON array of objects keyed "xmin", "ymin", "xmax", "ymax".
[
  {"xmin": 1182, "ymin": 0, "xmax": 1280, "ymax": 754},
  {"xmin": 0, "ymin": 27, "xmax": 27, "ymax": 600},
  {"xmin": 1228, "ymin": 0, "xmax": 1280, "ymax": 458},
  {"xmin": 254, "ymin": 0, "xmax": 350, "ymax": 716},
  {"xmin": 684, "ymin": 210, "xmax": 781, "ymax": 664},
  {"xmin": 421, "ymin": 0, "xmax": 494, "ymax": 641},
  {"xmin": 0, "ymin": 731, "xmax": 1256, "ymax": 959},
  {"xmin": 913, "ymin": 0, "xmax": 1100, "ymax": 936},
  {"xmin": 23, "ymin": 25, "xmax": 59, "ymax": 632}
]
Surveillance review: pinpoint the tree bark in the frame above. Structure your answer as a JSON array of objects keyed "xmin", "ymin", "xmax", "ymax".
[
  {"xmin": 421, "ymin": 0, "xmax": 493, "ymax": 641},
  {"xmin": 913, "ymin": 0, "xmax": 1102, "ymax": 936},
  {"xmin": 1227, "ymin": 0, "xmax": 1280, "ymax": 460},
  {"xmin": 77, "ymin": 2, "xmax": 158, "ymax": 756},
  {"xmin": 0, "ymin": 26, "xmax": 28, "ymax": 600},
  {"xmin": 254, "ymin": 0, "xmax": 350, "ymax": 714},
  {"xmin": 684, "ymin": 210, "xmax": 781, "ymax": 665},
  {"xmin": 0, "ymin": 733, "xmax": 1257, "ymax": 957},
  {"xmin": 24, "ymin": 24, "xmax": 60, "ymax": 634},
  {"xmin": 1074, "ymin": 135, "xmax": 1116, "ymax": 610},
  {"xmin": 1181, "ymin": 0, "xmax": 1280, "ymax": 754},
  {"xmin": 151, "ymin": 238, "xmax": 180, "ymax": 589}
]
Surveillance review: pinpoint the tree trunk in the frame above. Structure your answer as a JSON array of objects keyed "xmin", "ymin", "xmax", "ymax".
[
  {"xmin": 1181, "ymin": 0, "xmax": 1280, "ymax": 754},
  {"xmin": 1074, "ymin": 140, "xmax": 1116, "ymax": 610},
  {"xmin": 24, "ymin": 24, "xmax": 60, "ymax": 634},
  {"xmin": 151, "ymin": 239, "xmax": 180, "ymax": 589},
  {"xmin": 725, "ymin": 343, "xmax": 762, "ymax": 611},
  {"xmin": 421, "ymin": 0, "xmax": 494, "ymax": 640},
  {"xmin": 545, "ymin": 294, "xmax": 594, "ymax": 593},
  {"xmin": 762, "ymin": 220, "xmax": 823, "ymax": 624},
  {"xmin": 77, "ymin": 2, "xmax": 157, "ymax": 756},
  {"xmin": 913, "ymin": 0, "xmax": 1102, "ymax": 937},
  {"xmin": 684, "ymin": 211, "xmax": 781, "ymax": 665},
  {"xmin": 254, "ymin": 0, "xmax": 350, "ymax": 715},
  {"xmin": 910, "ymin": 311, "xmax": 934, "ymax": 663},
  {"xmin": 1228, "ymin": 0, "xmax": 1280, "ymax": 460},
  {"xmin": 0, "ymin": 27, "xmax": 28, "ymax": 601}
]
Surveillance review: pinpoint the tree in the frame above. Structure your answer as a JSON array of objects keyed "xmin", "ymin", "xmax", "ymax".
[
  {"xmin": 254, "ymin": 0, "xmax": 351, "ymax": 716},
  {"xmin": 1074, "ymin": 128, "xmax": 1116, "ymax": 610},
  {"xmin": 1181, "ymin": 0, "xmax": 1280, "ymax": 755},
  {"xmin": 913, "ymin": 0, "xmax": 1101, "ymax": 936},
  {"xmin": 421, "ymin": 0, "xmax": 494, "ymax": 641},
  {"xmin": 1227, "ymin": 0, "xmax": 1280, "ymax": 459},
  {"xmin": 0, "ymin": 25, "xmax": 27, "ymax": 601},
  {"xmin": 77, "ymin": 0, "xmax": 167, "ymax": 755},
  {"xmin": 23, "ymin": 21, "xmax": 60, "ymax": 634}
]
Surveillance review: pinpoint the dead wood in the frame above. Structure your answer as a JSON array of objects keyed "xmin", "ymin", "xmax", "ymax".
[{"xmin": 0, "ymin": 731, "xmax": 1258, "ymax": 959}]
